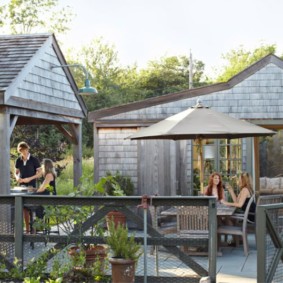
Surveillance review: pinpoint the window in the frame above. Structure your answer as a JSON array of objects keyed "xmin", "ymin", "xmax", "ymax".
[{"xmin": 192, "ymin": 139, "xmax": 242, "ymax": 190}]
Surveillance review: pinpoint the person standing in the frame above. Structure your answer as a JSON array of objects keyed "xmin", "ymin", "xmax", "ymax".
[
  {"xmin": 14, "ymin": 141, "xmax": 42, "ymax": 233},
  {"xmin": 14, "ymin": 141, "xmax": 42, "ymax": 188}
]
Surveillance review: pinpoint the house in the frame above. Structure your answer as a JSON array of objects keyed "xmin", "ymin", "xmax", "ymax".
[
  {"xmin": 0, "ymin": 33, "xmax": 86, "ymax": 193},
  {"xmin": 88, "ymin": 54, "xmax": 283, "ymax": 196}
]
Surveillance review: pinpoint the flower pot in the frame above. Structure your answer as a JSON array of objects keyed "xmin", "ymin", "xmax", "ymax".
[
  {"xmin": 109, "ymin": 258, "xmax": 135, "ymax": 283},
  {"xmin": 68, "ymin": 245, "xmax": 107, "ymax": 269},
  {"xmin": 106, "ymin": 210, "xmax": 126, "ymax": 229},
  {"xmin": 85, "ymin": 245, "xmax": 107, "ymax": 268}
]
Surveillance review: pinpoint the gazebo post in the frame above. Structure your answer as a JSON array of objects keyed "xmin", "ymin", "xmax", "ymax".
[
  {"xmin": 73, "ymin": 123, "xmax": 82, "ymax": 187},
  {"xmin": 0, "ymin": 112, "xmax": 11, "ymax": 194}
]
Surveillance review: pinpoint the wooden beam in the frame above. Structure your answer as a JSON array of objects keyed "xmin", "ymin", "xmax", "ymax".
[
  {"xmin": 55, "ymin": 124, "xmax": 78, "ymax": 145},
  {"xmin": 9, "ymin": 115, "xmax": 18, "ymax": 138}
]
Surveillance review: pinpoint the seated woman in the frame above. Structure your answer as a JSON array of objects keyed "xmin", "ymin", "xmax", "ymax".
[
  {"xmin": 24, "ymin": 159, "xmax": 57, "ymax": 232},
  {"xmin": 204, "ymin": 172, "xmax": 225, "ymax": 202},
  {"xmin": 221, "ymin": 172, "xmax": 256, "ymax": 222}
]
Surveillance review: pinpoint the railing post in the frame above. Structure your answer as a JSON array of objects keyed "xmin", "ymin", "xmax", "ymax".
[
  {"xmin": 257, "ymin": 205, "xmax": 266, "ymax": 282},
  {"xmin": 138, "ymin": 195, "xmax": 149, "ymax": 283},
  {"xmin": 208, "ymin": 198, "xmax": 217, "ymax": 283},
  {"xmin": 14, "ymin": 196, "xmax": 23, "ymax": 269}
]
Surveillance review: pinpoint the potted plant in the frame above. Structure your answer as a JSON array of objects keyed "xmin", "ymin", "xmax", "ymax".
[
  {"xmin": 68, "ymin": 243, "xmax": 107, "ymax": 269},
  {"xmin": 106, "ymin": 220, "xmax": 142, "ymax": 283},
  {"xmin": 43, "ymin": 173, "xmax": 108, "ymax": 271},
  {"xmin": 94, "ymin": 171, "xmax": 134, "ymax": 229}
]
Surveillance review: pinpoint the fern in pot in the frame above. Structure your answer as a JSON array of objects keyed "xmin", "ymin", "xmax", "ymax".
[{"xmin": 106, "ymin": 220, "xmax": 142, "ymax": 283}]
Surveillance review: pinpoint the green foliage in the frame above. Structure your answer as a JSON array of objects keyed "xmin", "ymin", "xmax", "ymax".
[
  {"xmin": 56, "ymin": 158, "xmax": 93, "ymax": 195},
  {"xmin": 45, "ymin": 278, "xmax": 63, "ymax": 283},
  {"xmin": 216, "ymin": 44, "xmax": 277, "ymax": 82},
  {"xmin": 137, "ymin": 55, "xmax": 207, "ymax": 98},
  {"xmin": 0, "ymin": 0, "xmax": 74, "ymax": 34},
  {"xmin": 0, "ymin": 251, "xmax": 53, "ymax": 281},
  {"xmin": 94, "ymin": 171, "xmax": 134, "ymax": 196},
  {"xmin": 66, "ymin": 39, "xmax": 208, "ymax": 146},
  {"xmin": 106, "ymin": 221, "xmax": 142, "ymax": 261},
  {"xmin": 24, "ymin": 277, "xmax": 41, "ymax": 283},
  {"xmin": 193, "ymin": 168, "xmax": 200, "ymax": 194},
  {"xmin": 11, "ymin": 125, "xmax": 68, "ymax": 179},
  {"xmin": 44, "ymin": 167, "xmax": 104, "ymax": 239}
]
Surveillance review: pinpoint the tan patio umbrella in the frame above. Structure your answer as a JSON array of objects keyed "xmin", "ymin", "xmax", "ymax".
[{"xmin": 129, "ymin": 101, "xmax": 275, "ymax": 193}]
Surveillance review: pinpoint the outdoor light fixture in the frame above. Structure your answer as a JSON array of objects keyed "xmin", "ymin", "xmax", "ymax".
[{"xmin": 51, "ymin": 63, "xmax": 98, "ymax": 95}]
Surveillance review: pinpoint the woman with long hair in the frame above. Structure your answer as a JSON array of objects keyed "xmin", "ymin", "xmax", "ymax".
[
  {"xmin": 24, "ymin": 159, "xmax": 57, "ymax": 232},
  {"xmin": 36, "ymin": 158, "xmax": 57, "ymax": 195},
  {"xmin": 221, "ymin": 172, "xmax": 255, "ymax": 221},
  {"xmin": 204, "ymin": 172, "xmax": 225, "ymax": 202}
]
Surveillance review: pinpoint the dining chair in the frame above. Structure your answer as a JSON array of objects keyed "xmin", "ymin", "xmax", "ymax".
[
  {"xmin": 217, "ymin": 195, "xmax": 255, "ymax": 256},
  {"xmin": 176, "ymin": 205, "xmax": 209, "ymax": 255}
]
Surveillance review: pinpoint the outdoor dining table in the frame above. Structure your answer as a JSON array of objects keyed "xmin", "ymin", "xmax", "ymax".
[{"xmin": 160, "ymin": 203, "xmax": 236, "ymax": 217}]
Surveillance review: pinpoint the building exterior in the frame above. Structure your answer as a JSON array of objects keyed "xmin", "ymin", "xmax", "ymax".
[
  {"xmin": 0, "ymin": 33, "xmax": 86, "ymax": 193},
  {"xmin": 88, "ymin": 54, "xmax": 283, "ymax": 196}
]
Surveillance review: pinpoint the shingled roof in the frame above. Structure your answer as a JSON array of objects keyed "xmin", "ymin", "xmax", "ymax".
[
  {"xmin": 0, "ymin": 33, "xmax": 87, "ymax": 118},
  {"xmin": 0, "ymin": 33, "xmax": 86, "ymax": 191},
  {"xmin": 0, "ymin": 33, "xmax": 50, "ymax": 91}
]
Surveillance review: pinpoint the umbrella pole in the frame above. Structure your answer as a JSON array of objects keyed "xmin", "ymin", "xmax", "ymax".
[
  {"xmin": 200, "ymin": 139, "xmax": 204, "ymax": 194},
  {"xmin": 197, "ymin": 138, "xmax": 204, "ymax": 194}
]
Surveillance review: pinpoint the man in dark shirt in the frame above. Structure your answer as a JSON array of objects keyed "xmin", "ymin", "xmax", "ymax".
[
  {"xmin": 14, "ymin": 142, "xmax": 42, "ymax": 233},
  {"xmin": 14, "ymin": 142, "xmax": 42, "ymax": 187}
]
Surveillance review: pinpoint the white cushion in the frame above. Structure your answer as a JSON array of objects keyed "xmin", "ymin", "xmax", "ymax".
[
  {"xmin": 259, "ymin": 177, "xmax": 266, "ymax": 191},
  {"xmin": 266, "ymin": 177, "xmax": 281, "ymax": 191}
]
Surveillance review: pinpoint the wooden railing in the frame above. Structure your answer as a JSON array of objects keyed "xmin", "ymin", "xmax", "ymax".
[
  {"xmin": 0, "ymin": 195, "xmax": 217, "ymax": 283},
  {"xmin": 257, "ymin": 200, "xmax": 283, "ymax": 283}
]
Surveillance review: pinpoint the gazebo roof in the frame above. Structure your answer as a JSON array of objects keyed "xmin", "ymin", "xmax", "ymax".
[
  {"xmin": 0, "ymin": 33, "xmax": 86, "ymax": 191},
  {"xmin": 0, "ymin": 34, "xmax": 49, "ymax": 90},
  {"xmin": 0, "ymin": 33, "xmax": 87, "ymax": 120}
]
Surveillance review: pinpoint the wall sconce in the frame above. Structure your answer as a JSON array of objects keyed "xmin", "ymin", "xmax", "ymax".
[{"xmin": 51, "ymin": 63, "xmax": 98, "ymax": 95}]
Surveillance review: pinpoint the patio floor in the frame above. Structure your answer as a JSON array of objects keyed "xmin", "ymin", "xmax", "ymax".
[
  {"xmin": 23, "ymin": 234, "xmax": 257, "ymax": 282},
  {"xmin": 215, "ymin": 235, "xmax": 257, "ymax": 283}
]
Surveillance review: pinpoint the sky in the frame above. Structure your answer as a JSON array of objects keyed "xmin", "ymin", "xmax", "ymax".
[{"xmin": 59, "ymin": 0, "xmax": 283, "ymax": 77}]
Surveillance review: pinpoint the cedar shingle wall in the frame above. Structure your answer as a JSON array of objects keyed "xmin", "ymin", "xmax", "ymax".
[
  {"xmin": 98, "ymin": 128, "xmax": 138, "ymax": 189},
  {"xmin": 13, "ymin": 45, "xmax": 81, "ymax": 111}
]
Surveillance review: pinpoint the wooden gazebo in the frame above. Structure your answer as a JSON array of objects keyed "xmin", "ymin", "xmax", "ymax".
[{"xmin": 0, "ymin": 33, "xmax": 86, "ymax": 193}]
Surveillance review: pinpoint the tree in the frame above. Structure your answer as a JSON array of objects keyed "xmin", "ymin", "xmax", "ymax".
[
  {"xmin": 216, "ymin": 44, "xmax": 277, "ymax": 82},
  {"xmin": 66, "ymin": 38, "xmax": 124, "ymax": 111},
  {"xmin": 137, "ymin": 55, "xmax": 207, "ymax": 98},
  {"xmin": 66, "ymin": 38, "xmax": 209, "ymax": 146},
  {"xmin": 0, "ymin": 0, "xmax": 74, "ymax": 34}
]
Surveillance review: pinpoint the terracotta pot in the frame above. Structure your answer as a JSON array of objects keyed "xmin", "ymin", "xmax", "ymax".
[
  {"xmin": 68, "ymin": 245, "xmax": 107, "ymax": 268},
  {"xmin": 106, "ymin": 210, "xmax": 126, "ymax": 229},
  {"xmin": 85, "ymin": 245, "xmax": 107, "ymax": 268},
  {"xmin": 109, "ymin": 258, "xmax": 135, "ymax": 283}
]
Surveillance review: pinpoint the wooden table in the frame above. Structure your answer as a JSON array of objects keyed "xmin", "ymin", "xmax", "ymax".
[{"xmin": 161, "ymin": 204, "xmax": 236, "ymax": 217}]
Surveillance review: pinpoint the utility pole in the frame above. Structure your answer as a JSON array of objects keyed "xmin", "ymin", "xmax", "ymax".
[{"xmin": 189, "ymin": 49, "xmax": 193, "ymax": 89}]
